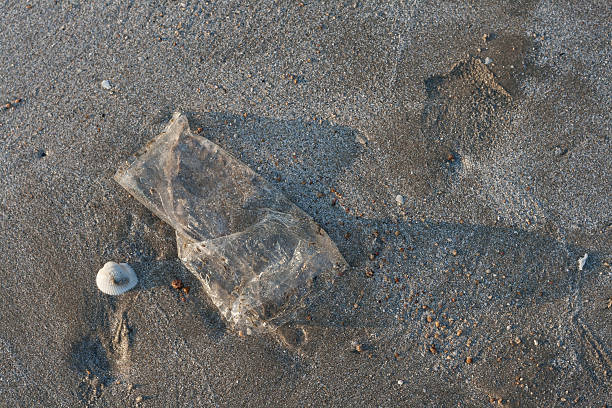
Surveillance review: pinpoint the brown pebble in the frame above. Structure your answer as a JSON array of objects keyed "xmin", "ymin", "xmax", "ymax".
[
  {"xmin": 368, "ymin": 253, "xmax": 376, "ymax": 261},
  {"xmin": 182, "ymin": 286, "xmax": 190, "ymax": 295},
  {"xmin": 426, "ymin": 315, "xmax": 433, "ymax": 323},
  {"xmin": 171, "ymin": 278, "xmax": 183, "ymax": 290},
  {"xmin": 355, "ymin": 344, "xmax": 363, "ymax": 352},
  {"xmin": 466, "ymin": 356, "xmax": 473, "ymax": 364},
  {"xmin": 429, "ymin": 344, "xmax": 438, "ymax": 354},
  {"xmin": 451, "ymin": 249, "xmax": 458, "ymax": 256},
  {"xmin": 456, "ymin": 329, "xmax": 463, "ymax": 336}
]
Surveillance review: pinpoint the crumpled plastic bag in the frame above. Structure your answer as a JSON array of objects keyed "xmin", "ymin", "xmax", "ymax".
[{"xmin": 114, "ymin": 113, "xmax": 347, "ymax": 333}]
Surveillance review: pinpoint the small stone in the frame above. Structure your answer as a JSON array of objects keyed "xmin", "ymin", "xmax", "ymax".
[
  {"xmin": 395, "ymin": 195, "xmax": 404, "ymax": 206},
  {"xmin": 171, "ymin": 278, "xmax": 183, "ymax": 290},
  {"xmin": 578, "ymin": 253, "xmax": 588, "ymax": 271},
  {"xmin": 397, "ymin": 379, "xmax": 404, "ymax": 385},
  {"xmin": 101, "ymin": 80, "xmax": 112, "ymax": 90},
  {"xmin": 451, "ymin": 249, "xmax": 458, "ymax": 256},
  {"xmin": 484, "ymin": 57, "xmax": 492, "ymax": 65},
  {"xmin": 533, "ymin": 339, "xmax": 539, "ymax": 346},
  {"xmin": 466, "ymin": 356, "xmax": 473, "ymax": 364},
  {"xmin": 135, "ymin": 395, "xmax": 143, "ymax": 403}
]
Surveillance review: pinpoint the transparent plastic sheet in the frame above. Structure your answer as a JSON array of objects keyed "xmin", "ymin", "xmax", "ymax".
[{"xmin": 114, "ymin": 113, "xmax": 347, "ymax": 333}]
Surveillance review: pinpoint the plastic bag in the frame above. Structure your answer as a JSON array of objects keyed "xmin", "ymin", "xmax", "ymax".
[{"xmin": 114, "ymin": 113, "xmax": 347, "ymax": 332}]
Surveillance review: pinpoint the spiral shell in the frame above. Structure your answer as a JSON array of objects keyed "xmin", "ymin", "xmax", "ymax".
[{"xmin": 96, "ymin": 262, "xmax": 138, "ymax": 295}]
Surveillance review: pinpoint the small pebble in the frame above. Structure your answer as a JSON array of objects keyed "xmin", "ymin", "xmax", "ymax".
[
  {"xmin": 101, "ymin": 80, "xmax": 112, "ymax": 90},
  {"xmin": 171, "ymin": 278, "xmax": 183, "ymax": 289},
  {"xmin": 395, "ymin": 195, "xmax": 404, "ymax": 206},
  {"xmin": 578, "ymin": 253, "xmax": 588, "ymax": 271},
  {"xmin": 135, "ymin": 395, "xmax": 143, "ymax": 403},
  {"xmin": 397, "ymin": 379, "xmax": 404, "ymax": 385},
  {"xmin": 484, "ymin": 57, "xmax": 492, "ymax": 65}
]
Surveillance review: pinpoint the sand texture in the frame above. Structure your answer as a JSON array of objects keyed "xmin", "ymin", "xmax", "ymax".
[{"xmin": 1, "ymin": 1, "xmax": 610, "ymax": 406}]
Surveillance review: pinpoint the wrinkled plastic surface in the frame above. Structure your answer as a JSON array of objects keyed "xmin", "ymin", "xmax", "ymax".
[{"xmin": 115, "ymin": 113, "xmax": 347, "ymax": 332}]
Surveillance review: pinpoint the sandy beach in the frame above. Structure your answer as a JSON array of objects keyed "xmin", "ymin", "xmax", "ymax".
[{"xmin": 1, "ymin": 1, "xmax": 610, "ymax": 406}]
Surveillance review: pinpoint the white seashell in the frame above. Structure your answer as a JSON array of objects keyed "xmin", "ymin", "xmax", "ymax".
[{"xmin": 96, "ymin": 262, "xmax": 138, "ymax": 295}]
